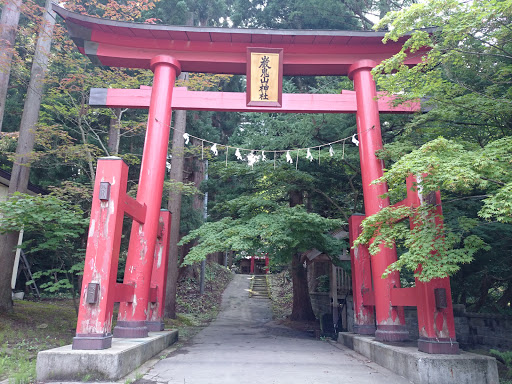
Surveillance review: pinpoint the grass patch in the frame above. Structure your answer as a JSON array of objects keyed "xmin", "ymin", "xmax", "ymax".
[{"xmin": 0, "ymin": 299, "xmax": 76, "ymax": 383}]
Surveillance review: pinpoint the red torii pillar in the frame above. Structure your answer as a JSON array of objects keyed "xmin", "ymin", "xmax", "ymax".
[
  {"xmin": 114, "ymin": 55, "xmax": 181, "ymax": 337},
  {"xmin": 349, "ymin": 214, "xmax": 376, "ymax": 335},
  {"xmin": 407, "ymin": 176, "xmax": 459, "ymax": 353},
  {"xmin": 348, "ymin": 60, "xmax": 408, "ymax": 342},
  {"xmin": 72, "ymin": 157, "xmax": 172, "ymax": 349},
  {"xmin": 250, "ymin": 256, "xmax": 255, "ymax": 274}
]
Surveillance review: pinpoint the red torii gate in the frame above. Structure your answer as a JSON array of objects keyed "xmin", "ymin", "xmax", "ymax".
[{"xmin": 53, "ymin": 5, "xmax": 457, "ymax": 354}]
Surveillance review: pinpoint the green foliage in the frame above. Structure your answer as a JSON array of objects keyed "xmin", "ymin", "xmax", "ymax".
[
  {"xmin": 315, "ymin": 275, "xmax": 330, "ymax": 292},
  {"xmin": 351, "ymin": 0, "xmax": 512, "ymax": 288},
  {"xmin": 0, "ymin": 193, "xmax": 87, "ymax": 254},
  {"xmin": 491, "ymin": 349, "xmax": 512, "ymax": 367},
  {"xmin": 355, "ymin": 136, "xmax": 510, "ymax": 281},
  {"xmin": 374, "ymin": 137, "xmax": 512, "ymax": 224},
  {"xmin": 354, "ymin": 204, "xmax": 489, "ymax": 281},
  {"xmin": 0, "ymin": 193, "xmax": 87, "ymax": 295},
  {"xmin": 179, "ymin": 201, "xmax": 345, "ymax": 265}
]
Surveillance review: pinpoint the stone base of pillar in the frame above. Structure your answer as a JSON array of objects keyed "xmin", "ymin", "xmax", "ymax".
[
  {"xmin": 72, "ymin": 333, "xmax": 112, "ymax": 350},
  {"xmin": 113, "ymin": 320, "xmax": 148, "ymax": 338},
  {"xmin": 353, "ymin": 324, "xmax": 376, "ymax": 335},
  {"xmin": 375, "ymin": 324, "xmax": 409, "ymax": 342},
  {"xmin": 418, "ymin": 337, "xmax": 459, "ymax": 354},
  {"xmin": 146, "ymin": 320, "xmax": 165, "ymax": 332}
]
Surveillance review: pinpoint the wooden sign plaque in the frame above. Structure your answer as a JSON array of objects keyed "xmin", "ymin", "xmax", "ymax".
[{"xmin": 246, "ymin": 47, "xmax": 283, "ymax": 107}]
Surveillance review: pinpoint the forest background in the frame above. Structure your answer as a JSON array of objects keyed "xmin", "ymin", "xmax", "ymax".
[{"xmin": 0, "ymin": 0, "xmax": 510, "ymax": 320}]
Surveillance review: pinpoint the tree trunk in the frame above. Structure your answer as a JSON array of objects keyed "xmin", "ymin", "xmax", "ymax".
[
  {"xmin": 0, "ymin": 0, "xmax": 22, "ymax": 132},
  {"xmin": 472, "ymin": 274, "xmax": 492, "ymax": 312},
  {"xmin": 0, "ymin": 0, "xmax": 56, "ymax": 310},
  {"xmin": 288, "ymin": 189, "xmax": 316, "ymax": 321},
  {"xmin": 290, "ymin": 252, "xmax": 316, "ymax": 321},
  {"xmin": 77, "ymin": 107, "xmax": 95, "ymax": 181},
  {"xmin": 108, "ymin": 108, "xmax": 123, "ymax": 155},
  {"xmin": 165, "ymin": 73, "xmax": 188, "ymax": 319},
  {"xmin": 0, "ymin": 232, "xmax": 19, "ymax": 311},
  {"xmin": 191, "ymin": 138, "xmax": 205, "ymax": 212}
]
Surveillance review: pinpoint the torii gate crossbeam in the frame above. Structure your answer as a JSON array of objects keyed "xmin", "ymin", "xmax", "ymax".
[{"xmin": 90, "ymin": 87, "xmax": 421, "ymax": 114}]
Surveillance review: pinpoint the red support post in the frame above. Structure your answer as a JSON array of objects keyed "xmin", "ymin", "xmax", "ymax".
[
  {"xmin": 73, "ymin": 158, "xmax": 129, "ymax": 349},
  {"xmin": 349, "ymin": 60, "xmax": 408, "ymax": 342},
  {"xmin": 114, "ymin": 55, "xmax": 181, "ymax": 338},
  {"xmin": 265, "ymin": 255, "xmax": 270, "ymax": 274},
  {"xmin": 250, "ymin": 256, "xmax": 255, "ymax": 274},
  {"xmin": 146, "ymin": 210, "xmax": 172, "ymax": 331},
  {"xmin": 349, "ymin": 214, "xmax": 376, "ymax": 335},
  {"xmin": 406, "ymin": 176, "xmax": 459, "ymax": 354}
]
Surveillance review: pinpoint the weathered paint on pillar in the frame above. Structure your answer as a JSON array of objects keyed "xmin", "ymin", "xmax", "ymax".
[
  {"xmin": 146, "ymin": 210, "xmax": 172, "ymax": 331},
  {"xmin": 407, "ymin": 176, "xmax": 459, "ymax": 353},
  {"xmin": 115, "ymin": 55, "xmax": 181, "ymax": 338},
  {"xmin": 265, "ymin": 255, "xmax": 270, "ymax": 274},
  {"xmin": 349, "ymin": 214, "xmax": 376, "ymax": 335},
  {"xmin": 348, "ymin": 60, "xmax": 408, "ymax": 342},
  {"xmin": 250, "ymin": 256, "xmax": 255, "ymax": 274},
  {"xmin": 73, "ymin": 157, "xmax": 129, "ymax": 349}
]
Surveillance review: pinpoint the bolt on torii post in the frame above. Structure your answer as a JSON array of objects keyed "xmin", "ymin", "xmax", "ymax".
[{"xmin": 53, "ymin": 4, "xmax": 457, "ymax": 354}]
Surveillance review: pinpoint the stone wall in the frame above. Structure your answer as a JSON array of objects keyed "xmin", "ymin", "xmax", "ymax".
[{"xmin": 404, "ymin": 305, "xmax": 512, "ymax": 350}]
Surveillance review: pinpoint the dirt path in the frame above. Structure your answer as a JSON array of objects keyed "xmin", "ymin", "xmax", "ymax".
[{"xmin": 142, "ymin": 274, "xmax": 412, "ymax": 384}]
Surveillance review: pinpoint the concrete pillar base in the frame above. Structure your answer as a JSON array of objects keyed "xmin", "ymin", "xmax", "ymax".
[
  {"xmin": 338, "ymin": 333, "xmax": 498, "ymax": 384},
  {"xmin": 113, "ymin": 320, "xmax": 149, "ymax": 338},
  {"xmin": 72, "ymin": 333, "xmax": 112, "ymax": 350},
  {"xmin": 353, "ymin": 324, "xmax": 376, "ymax": 335},
  {"xmin": 418, "ymin": 337, "xmax": 459, "ymax": 354},
  {"xmin": 37, "ymin": 330, "xmax": 178, "ymax": 382},
  {"xmin": 146, "ymin": 320, "xmax": 165, "ymax": 332},
  {"xmin": 375, "ymin": 324, "xmax": 409, "ymax": 342}
]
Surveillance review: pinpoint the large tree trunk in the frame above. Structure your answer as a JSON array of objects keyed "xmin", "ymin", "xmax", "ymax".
[
  {"xmin": 0, "ymin": 232, "xmax": 19, "ymax": 311},
  {"xmin": 290, "ymin": 252, "xmax": 316, "ymax": 321},
  {"xmin": 0, "ymin": 0, "xmax": 56, "ymax": 311},
  {"xmin": 0, "ymin": 0, "xmax": 22, "ymax": 132},
  {"xmin": 288, "ymin": 189, "xmax": 316, "ymax": 321},
  {"xmin": 165, "ymin": 73, "xmax": 188, "ymax": 319}
]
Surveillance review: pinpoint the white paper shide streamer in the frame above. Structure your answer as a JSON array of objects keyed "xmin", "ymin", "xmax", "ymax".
[
  {"xmin": 306, "ymin": 148, "xmax": 313, "ymax": 162},
  {"xmin": 286, "ymin": 151, "xmax": 293, "ymax": 164},
  {"xmin": 168, "ymin": 121, "xmax": 367, "ymax": 169},
  {"xmin": 247, "ymin": 151, "xmax": 260, "ymax": 168},
  {"xmin": 210, "ymin": 143, "xmax": 218, "ymax": 156}
]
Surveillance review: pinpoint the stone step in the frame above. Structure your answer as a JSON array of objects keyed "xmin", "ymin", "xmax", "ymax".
[{"xmin": 250, "ymin": 276, "xmax": 268, "ymax": 298}]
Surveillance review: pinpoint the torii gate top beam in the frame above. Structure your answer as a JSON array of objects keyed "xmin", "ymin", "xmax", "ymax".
[{"xmin": 53, "ymin": 5, "xmax": 430, "ymax": 76}]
